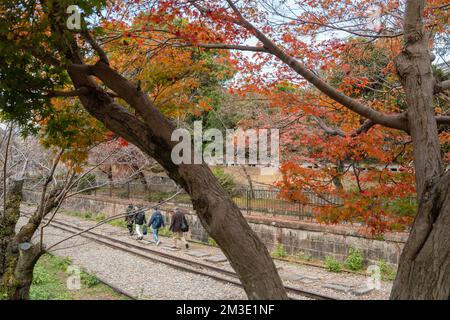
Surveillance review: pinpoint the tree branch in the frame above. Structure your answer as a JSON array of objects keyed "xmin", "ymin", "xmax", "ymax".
[
  {"xmin": 311, "ymin": 116, "xmax": 346, "ymax": 137},
  {"xmin": 436, "ymin": 115, "xmax": 450, "ymax": 125},
  {"xmin": 351, "ymin": 119, "xmax": 376, "ymax": 137},
  {"xmin": 45, "ymin": 87, "xmax": 89, "ymax": 97},
  {"xmin": 223, "ymin": 0, "xmax": 409, "ymax": 132},
  {"xmin": 434, "ymin": 80, "xmax": 450, "ymax": 93},
  {"xmin": 179, "ymin": 43, "xmax": 268, "ymax": 53},
  {"xmin": 81, "ymin": 30, "xmax": 110, "ymax": 65}
]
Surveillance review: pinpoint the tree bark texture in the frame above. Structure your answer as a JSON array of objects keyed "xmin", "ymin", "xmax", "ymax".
[{"xmin": 390, "ymin": 0, "xmax": 449, "ymax": 299}]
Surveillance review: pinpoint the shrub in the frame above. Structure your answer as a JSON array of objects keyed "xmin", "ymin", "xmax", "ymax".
[
  {"xmin": 272, "ymin": 244, "xmax": 288, "ymax": 258},
  {"xmin": 378, "ymin": 260, "xmax": 397, "ymax": 281},
  {"xmin": 159, "ymin": 226, "xmax": 173, "ymax": 237},
  {"xmin": 83, "ymin": 212, "xmax": 92, "ymax": 219},
  {"xmin": 81, "ymin": 272, "xmax": 100, "ymax": 288},
  {"xmin": 345, "ymin": 247, "xmax": 364, "ymax": 271},
  {"xmin": 208, "ymin": 237, "xmax": 218, "ymax": 247},
  {"xmin": 325, "ymin": 256, "xmax": 343, "ymax": 273}
]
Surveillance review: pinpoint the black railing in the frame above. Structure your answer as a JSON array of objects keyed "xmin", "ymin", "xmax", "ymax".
[{"xmin": 83, "ymin": 181, "xmax": 341, "ymax": 220}]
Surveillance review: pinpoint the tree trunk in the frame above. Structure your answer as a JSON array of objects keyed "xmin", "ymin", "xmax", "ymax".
[
  {"xmin": 0, "ymin": 178, "xmax": 41, "ymax": 300},
  {"xmin": 0, "ymin": 179, "xmax": 24, "ymax": 279},
  {"xmin": 3, "ymin": 242, "xmax": 42, "ymax": 300},
  {"xmin": 391, "ymin": 0, "xmax": 449, "ymax": 299},
  {"xmin": 332, "ymin": 161, "xmax": 344, "ymax": 191},
  {"xmin": 1, "ymin": 179, "xmax": 60, "ymax": 299},
  {"xmin": 390, "ymin": 172, "xmax": 450, "ymax": 299},
  {"xmin": 132, "ymin": 163, "xmax": 149, "ymax": 191},
  {"xmin": 241, "ymin": 165, "xmax": 255, "ymax": 198},
  {"xmin": 63, "ymin": 57, "xmax": 288, "ymax": 299}
]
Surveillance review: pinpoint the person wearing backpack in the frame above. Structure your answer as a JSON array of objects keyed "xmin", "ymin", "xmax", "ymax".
[
  {"xmin": 124, "ymin": 204, "xmax": 136, "ymax": 236},
  {"xmin": 134, "ymin": 206, "xmax": 147, "ymax": 240},
  {"xmin": 149, "ymin": 206, "xmax": 165, "ymax": 246},
  {"xmin": 169, "ymin": 207, "xmax": 189, "ymax": 249}
]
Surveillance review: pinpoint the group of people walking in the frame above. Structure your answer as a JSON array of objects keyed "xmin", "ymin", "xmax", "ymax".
[{"xmin": 125, "ymin": 203, "xmax": 189, "ymax": 249}]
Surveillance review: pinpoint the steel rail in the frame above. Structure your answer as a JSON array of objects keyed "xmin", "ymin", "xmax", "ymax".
[{"xmin": 23, "ymin": 212, "xmax": 337, "ymax": 300}]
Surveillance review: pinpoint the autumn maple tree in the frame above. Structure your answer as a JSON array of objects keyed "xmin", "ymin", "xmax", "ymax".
[
  {"xmin": 1, "ymin": 0, "xmax": 449, "ymax": 300},
  {"xmin": 164, "ymin": 0, "xmax": 449, "ymax": 299},
  {"xmin": 0, "ymin": 0, "xmax": 288, "ymax": 299}
]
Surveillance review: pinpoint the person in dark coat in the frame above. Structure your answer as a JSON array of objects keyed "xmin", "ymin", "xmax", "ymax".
[
  {"xmin": 149, "ymin": 206, "xmax": 165, "ymax": 246},
  {"xmin": 169, "ymin": 207, "xmax": 189, "ymax": 249},
  {"xmin": 124, "ymin": 204, "xmax": 135, "ymax": 235},
  {"xmin": 134, "ymin": 206, "xmax": 147, "ymax": 240}
]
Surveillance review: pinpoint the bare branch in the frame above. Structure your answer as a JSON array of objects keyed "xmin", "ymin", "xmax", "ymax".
[
  {"xmin": 45, "ymin": 190, "xmax": 183, "ymax": 252},
  {"xmin": 179, "ymin": 43, "xmax": 268, "ymax": 53},
  {"xmin": 81, "ymin": 30, "xmax": 110, "ymax": 65},
  {"xmin": 37, "ymin": 149, "xmax": 64, "ymax": 219}
]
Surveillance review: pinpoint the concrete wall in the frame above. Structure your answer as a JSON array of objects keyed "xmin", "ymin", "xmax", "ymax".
[{"xmin": 24, "ymin": 191, "xmax": 406, "ymax": 266}]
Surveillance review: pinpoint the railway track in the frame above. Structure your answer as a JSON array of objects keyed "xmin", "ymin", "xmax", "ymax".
[{"xmin": 23, "ymin": 212, "xmax": 337, "ymax": 300}]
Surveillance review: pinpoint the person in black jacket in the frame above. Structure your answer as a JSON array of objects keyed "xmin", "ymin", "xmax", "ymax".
[
  {"xmin": 169, "ymin": 207, "xmax": 189, "ymax": 249},
  {"xmin": 134, "ymin": 206, "xmax": 147, "ymax": 240},
  {"xmin": 124, "ymin": 204, "xmax": 135, "ymax": 235}
]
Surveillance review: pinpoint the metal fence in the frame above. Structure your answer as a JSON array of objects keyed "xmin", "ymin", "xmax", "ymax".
[
  {"xmin": 233, "ymin": 188, "xmax": 342, "ymax": 219},
  {"xmin": 87, "ymin": 181, "xmax": 341, "ymax": 220}
]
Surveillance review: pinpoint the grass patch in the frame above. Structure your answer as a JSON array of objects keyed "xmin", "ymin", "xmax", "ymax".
[
  {"xmin": 325, "ymin": 256, "xmax": 343, "ymax": 273},
  {"xmin": 29, "ymin": 254, "xmax": 129, "ymax": 300},
  {"xmin": 159, "ymin": 226, "xmax": 173, "ymax": 237},
  {"xmin": 109, "ymin": 219, "xmax": 128, "ymax": 228},
  {"xmin": 297, "ymin": 251, "xmax": 313, "ymax": 262},
  {"xmin": 207, "ymin": 237, "xmax": 218, "ymax": 247},
  {"xmin": 378, "ymin": 260, "xmax": 397, "ymax": 281},
  {"xmin": 272, "ymin": 244, "xmax": 288, "ymax": 258},
  {"xmin": 63, "ymin": 211, "xmax": 127, "ymax": 229},
  {"xmin": 30, "ymin": 255, "xmax": 73, "ymax": 300}
]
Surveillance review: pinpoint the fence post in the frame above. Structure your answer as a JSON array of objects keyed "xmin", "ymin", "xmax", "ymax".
[
  {"xmin": 109, "ymin": 182, "xmax": 112, "ymax": 197},
  {"xmin": 246, "ymin": 189, "xmax": 250, "ymax": 215},
  {"xmin": 127, "ymin": 182, "xmax": 130, "ymax": 199}
]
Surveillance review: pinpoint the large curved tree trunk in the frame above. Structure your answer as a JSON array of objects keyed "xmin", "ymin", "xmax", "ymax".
[
  {"xmin": 52, "ymin": 18, "xmax": 287, "ymax": 297},
  {"xmin": 72, "ymin": 74, "xmax": 287, "ymax": 299},
  {"xmin": 391, "ymin": 0, "xmax": 450, "ymax": 299},
  {"xmin": 391, "ymin": 172, "xmax": 450, "ymax": 299}
]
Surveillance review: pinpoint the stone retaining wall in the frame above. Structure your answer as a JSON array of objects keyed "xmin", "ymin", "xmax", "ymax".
[{"xmin": 24, "ymin": 191, "xmax": 407, "ymax": 266}]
